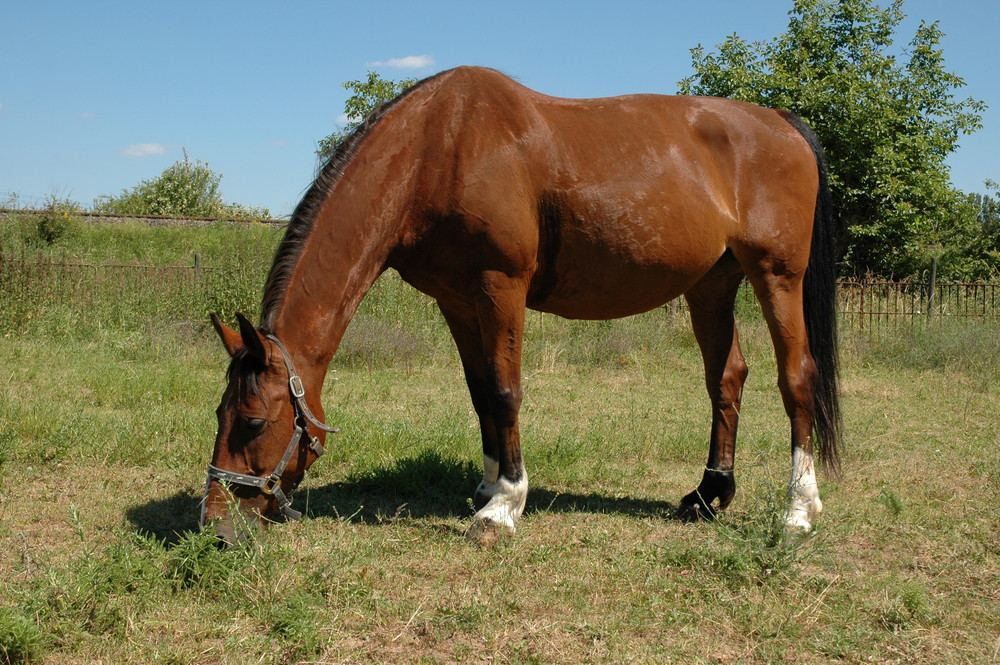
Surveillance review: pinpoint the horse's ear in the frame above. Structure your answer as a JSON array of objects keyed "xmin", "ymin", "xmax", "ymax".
[
  {"xmin": 210, "ymin": 312, "xmax": 243, "ymax": 358},
  {"xmin": 234, "ymin": 312, "xmax": 268, "ymax": 363}
]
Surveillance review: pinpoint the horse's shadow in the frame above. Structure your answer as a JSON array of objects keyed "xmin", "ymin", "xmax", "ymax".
[{"xmin": 126, "ymin": 451, "xmax": 679, "ymax": 542}]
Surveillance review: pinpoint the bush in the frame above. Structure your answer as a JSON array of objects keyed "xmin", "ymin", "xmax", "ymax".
[
  {"xmin": 19, "ymin": 196, "xmax": 85, "ymax": 246},
  {"xmin": 93, "ymin": 150, "xmax": 270, "ymax": 219}
]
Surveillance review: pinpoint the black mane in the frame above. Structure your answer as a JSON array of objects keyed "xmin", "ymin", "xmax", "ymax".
[{"xmin": 258, "ymin": 73, "xmax": 442, "ymax": 331}]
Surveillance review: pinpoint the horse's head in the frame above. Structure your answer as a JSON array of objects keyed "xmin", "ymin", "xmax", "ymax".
[{"xmin": 202, "ymin": 312, "xmax": 333, "ymax": 543}]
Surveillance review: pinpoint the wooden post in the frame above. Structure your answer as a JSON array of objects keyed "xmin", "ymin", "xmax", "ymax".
[
  {"xmin": 194, "ymin": 253, "xmax": 202, "ymax": 281},
  {"xmin": 927, "ymin": 256, "xmax": 937, "ymax": 321}
]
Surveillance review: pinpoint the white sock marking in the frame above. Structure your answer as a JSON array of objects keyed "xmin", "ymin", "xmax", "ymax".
[
  {"xmin": 477, "ymin": 455, "xmax": 500, "ymax": 498},
  {"xmin": 786, "ymin": 447, "xmax": 823, "ymax": 531}
]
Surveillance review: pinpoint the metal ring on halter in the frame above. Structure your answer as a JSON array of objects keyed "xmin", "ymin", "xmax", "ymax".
[{"xmin": 205, "ymin": 333, "xmax": 339, "ymax": 521}]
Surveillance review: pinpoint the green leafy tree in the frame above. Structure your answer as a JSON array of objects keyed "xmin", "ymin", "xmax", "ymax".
[
  {"xmin": 679, "ymin": 0, "xmax": 986, "ymax": 278},
  {"xmin": 946, "ymin": 181, "xmax": 1000, "ymax": 279},
  {"xmin": 94, "ymin": 150, "xmax": 270, "ymax": 219},
  {"xmin": 316, "ymin": 72, "xmax": 417, "ymax": 159}
]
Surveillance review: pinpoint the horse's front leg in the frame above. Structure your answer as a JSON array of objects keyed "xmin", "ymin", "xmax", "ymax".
[{"xmin": 439, "ymin": 273, "xmax": 529, "ymax": 541}]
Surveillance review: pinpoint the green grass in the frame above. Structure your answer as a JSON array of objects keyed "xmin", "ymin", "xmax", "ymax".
[{"xmin": 0, "ymin": 219, "xmax": 998, "ymax": 664}]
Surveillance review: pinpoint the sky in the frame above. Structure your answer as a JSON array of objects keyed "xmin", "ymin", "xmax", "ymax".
[{"xmin": 2, "ymin": 1, "xmax": 997, "ymax": 218}]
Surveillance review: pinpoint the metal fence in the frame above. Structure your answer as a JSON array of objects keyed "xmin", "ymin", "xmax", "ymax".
[
  {"xmin": 838, "ymin": 280, "xmax": 1000, "ymax": 331},
  {"xmin": 0, "ymin": 257, "xmax": 207, "ymax": 304},
  {"xmin": 2, "ymin": 257, "xmax": 998, "ymax": 333}
]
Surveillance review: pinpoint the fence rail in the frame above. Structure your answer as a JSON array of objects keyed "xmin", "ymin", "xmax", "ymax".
[
  {"xmin": 837, "ymin": 280, "xmax": 1000, "ymax": 331},
  {"xmin": 2, "ymin": 257, "xmax": 998, "ymax": 332},
  {"xmin": 0, "ymin": 207, "xmax": 286, "ymax": 227}
]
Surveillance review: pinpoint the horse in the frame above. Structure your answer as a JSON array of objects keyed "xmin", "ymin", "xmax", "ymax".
[{"xmin": 203, "ymin": 66, "xmax": 841, "ymax": 544}]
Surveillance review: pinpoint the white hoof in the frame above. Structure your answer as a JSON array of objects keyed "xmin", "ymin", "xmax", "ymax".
[
  {"xmin": 470, "ymin": 472, "xmax": 527, "ymax": 533},
  {"xmin": 784, "ymin": 494, "xmax": 823, "ymax": 532}
]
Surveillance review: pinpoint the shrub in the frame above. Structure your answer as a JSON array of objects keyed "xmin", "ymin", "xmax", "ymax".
[
  {"xmin": 93, "ymin": 150, "xmax": 270, "ymax": 219},
  {"xmin": 26, "ymin": 196, "xmax": 84, "ymax": 246}
]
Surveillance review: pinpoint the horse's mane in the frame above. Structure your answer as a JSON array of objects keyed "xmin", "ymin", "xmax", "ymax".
[{"xmin": 258, "ymin": 72, "xmax": 444, "ymax": 332}]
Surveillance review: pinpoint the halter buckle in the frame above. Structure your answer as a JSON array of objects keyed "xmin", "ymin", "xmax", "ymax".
[
  {"xmin": 261, "ymin": 474, "xmax": 281, "ymax": 495},
  {"xmin": 289, "ymin": 375, "xmax": 306, "ymax": 399}
]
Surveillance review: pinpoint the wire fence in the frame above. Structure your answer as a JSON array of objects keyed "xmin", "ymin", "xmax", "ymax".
[
  {"xmin": 0, "ymin": 256, "xmax": 260, "ymax": 336},
  {"xmin": 2, "ymin": 257, "xmax": 998, "ymax": 336}
]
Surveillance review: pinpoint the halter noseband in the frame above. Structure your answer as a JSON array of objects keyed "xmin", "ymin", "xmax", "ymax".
[{"xmin": 206, "ymin": 334, "xmax": 339, "ymax": 521}]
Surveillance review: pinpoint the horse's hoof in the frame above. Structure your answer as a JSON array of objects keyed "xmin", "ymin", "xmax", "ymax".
[
  {"xmin": 784, "ymin": 494, "xmax": 822, "ymax": 533},
  {"xmin": 676, "ymin": 501, "xmax": 707, "ymax": 522},
  {"xmin": 676, "ymin": 491, "xmax": 716, "ymax": 522},
  {"xmin": 464, "ymin": 517, "xmax": 510, "ymax": 547}
]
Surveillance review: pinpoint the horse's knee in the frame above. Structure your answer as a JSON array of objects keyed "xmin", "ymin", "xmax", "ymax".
[
  {"xmin": 487, "ymin": 383, "xmax": 522, "ymax": 420},
  {"xmin": 729, "ymin": 354, "xmax": 749, "ymax": 386}
]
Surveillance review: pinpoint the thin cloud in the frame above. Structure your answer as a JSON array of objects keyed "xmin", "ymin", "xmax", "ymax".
[
  {"xmin": 366, "ymin": 55, "xmax": 435, "ymax": 69},
  {"xmin": 120, "ymin": 143, "xmax": 168, "ymax": 158}
]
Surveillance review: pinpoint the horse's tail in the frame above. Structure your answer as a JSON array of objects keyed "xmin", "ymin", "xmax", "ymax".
[{"xmin": 781, "ymin": 111, "xmax": 842, "ymax": 475}]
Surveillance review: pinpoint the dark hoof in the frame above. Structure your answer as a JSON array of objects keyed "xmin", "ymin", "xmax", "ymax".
[
  {"xmin": 677, "ymin": 469, "xmax": 736, "ymax": 522},
  {"xmin": 676, "ymin": 491, "xmax": 717, "ymax": 522}
]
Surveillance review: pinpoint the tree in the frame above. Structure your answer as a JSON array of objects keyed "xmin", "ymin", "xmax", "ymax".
[
  {"xmin": 948, "ymin": 181, "xmax": 1000, "ymax": 279},
  {"xmin": 94, "ymin": 150, "xmax": 270, "ymax": 219},
  {"xmin": 316, "ymin": 72, "xmax": 418, "ymax": 159},
  {"xmin": 678, "ymin": 0, "xmax": 986, "ymax": 278}
]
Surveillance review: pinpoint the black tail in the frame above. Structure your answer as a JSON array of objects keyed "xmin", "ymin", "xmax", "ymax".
[{"xmin": 781, "ymin": 112, "xmax": 842, "ymax": 475}]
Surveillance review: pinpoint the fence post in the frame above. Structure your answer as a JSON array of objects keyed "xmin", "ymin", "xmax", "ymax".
[
  {"xmin": 193, "ymin": 253, "xmax": 202, "ymax": 281},
  {"xmin": 927, "ymin": 256, "xmax": 937, "ymax": 321}
]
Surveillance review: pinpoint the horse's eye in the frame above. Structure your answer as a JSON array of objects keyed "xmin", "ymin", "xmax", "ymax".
[{"xmin": 243, "ymin": 417, "xmax": 267, "ymax": 433}]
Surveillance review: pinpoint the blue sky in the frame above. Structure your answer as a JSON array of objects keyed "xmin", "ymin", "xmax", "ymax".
[{"xmin": 2, "ymin": 1, "xmax": 996, "ymax": 218}]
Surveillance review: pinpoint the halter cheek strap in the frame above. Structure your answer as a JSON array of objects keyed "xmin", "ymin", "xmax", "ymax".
[{"xmin": 206, "ymin": 334, "xmax": 339, "ymax": 521}]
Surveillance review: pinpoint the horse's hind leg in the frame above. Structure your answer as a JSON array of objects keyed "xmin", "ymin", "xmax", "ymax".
[
  {"xmin": 438, "ymin": 272, "xmax": 529, "ymax": 539},
  {"xmin": 745, "ymin": 268, "xmax": 823, "ymax": 531},
  {"xmin": 677, "ymin": 257, "xmax": 748, "ymax": 520}
]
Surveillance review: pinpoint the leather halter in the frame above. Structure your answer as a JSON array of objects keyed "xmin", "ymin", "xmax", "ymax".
[{"xmin": 206, "ymin": 334, "xmax": 339, "ymax": 521}]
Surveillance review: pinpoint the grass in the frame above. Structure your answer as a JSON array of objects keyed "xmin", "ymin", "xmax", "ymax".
[{"xmin": 0, "ymin": 217, "xmax": 998, "ymax": 663}]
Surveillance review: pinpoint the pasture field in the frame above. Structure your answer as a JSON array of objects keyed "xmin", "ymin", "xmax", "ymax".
[{"xmin": 1, "ymin": 215, "xmax": 998, "ymax": 664}]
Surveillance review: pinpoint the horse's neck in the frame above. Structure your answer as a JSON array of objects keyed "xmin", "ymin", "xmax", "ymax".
[
  {"xmin": 264, "ymin": 77, "xmax": 441, "ymax": 388},
  {"xmin": 269, "ymin": 169, "xmax": 414, "ymax": 389}
]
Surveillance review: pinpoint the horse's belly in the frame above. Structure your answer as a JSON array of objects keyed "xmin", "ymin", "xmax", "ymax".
[
  {"xmin": 526, "ymin": 250, "xmax": 717, "ymax": 320},
  {"xmin": 527, "ymin": 185, "xmax": 731, "ymax": 319}
]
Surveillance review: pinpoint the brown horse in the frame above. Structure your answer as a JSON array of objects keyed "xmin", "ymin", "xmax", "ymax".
[{"xmin": 203, "ymin": 66, "xmax": 841, "ymax": 543}]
